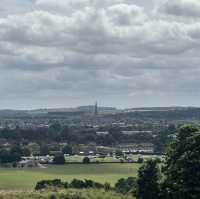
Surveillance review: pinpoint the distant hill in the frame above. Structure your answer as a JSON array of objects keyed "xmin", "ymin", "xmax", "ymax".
[{"xmin": 0, "ymin": 106, "xmax": 200, "ymax": 121}]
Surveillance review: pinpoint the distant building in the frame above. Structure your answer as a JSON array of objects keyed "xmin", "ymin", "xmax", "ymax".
[
  {"xmin": 121, "ymin": 130, "xmax": 152, "ymax": 135},
  {"xmin": 72, "ymin": 144, "xmax": 97, "ymax": 155},
  {"xmin": 17, "ymin": 160, "xmax": 39, "ymax": 168},
  {"xmin": 96, "ymin": 131, "xmax": 109, "ymax": 136},
  {"xmin": 118, "ymin": 143, "xmax": 154, "ymax": 154},
  {"xmin": 94, "ymin": 101, "xmax": 98, "ymax": 116}
]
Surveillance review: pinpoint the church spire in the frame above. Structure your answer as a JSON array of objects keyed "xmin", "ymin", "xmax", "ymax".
[{"xmin": 94, "ymin": 101, "xmax": 98, "ymax": 116}]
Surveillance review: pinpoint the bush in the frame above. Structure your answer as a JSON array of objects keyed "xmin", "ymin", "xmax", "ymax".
[
  {"xmin": 49, "ymin": 194, "xmax": 57, "ymax": 199},
  {"xmin": 53, "ymin": 154, "xmax": 65, "ymax": 164},
  {"xmin": 62, "ymin": 145, "xmax": 73, "ymax": 155},
  {"xmin": 70, "ymin": 179, "xmax": 86, "ymax": 189},
  {"xmin": 104, "ymin": 182, "xmax": 111, "ymax": 191},
  {"xmin": 35, "ymin": 179, "xmax": 64, "ymax": 190},
  {"xmin": 35, "ymin": 179, "xmax": 106, "ymax": 191},
  {"xmin": 137, "ymin": 157, "xmax": 144, "ymax": 164},
  {"xmin": 82, "ymin": 157, "xmax": 90, "ymax": 164},
  {"xmin": 115, "ymin": 177, "xmax": 137, "ymax": 194},
  {"xmin": 0, "ymin": 189, "xmax": 135, "ymax": 199}
]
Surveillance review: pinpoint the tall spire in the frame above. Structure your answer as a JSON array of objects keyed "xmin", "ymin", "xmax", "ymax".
[{"xmin": 94, "ymin": 101, "xmax": 98, "ymax": 116}]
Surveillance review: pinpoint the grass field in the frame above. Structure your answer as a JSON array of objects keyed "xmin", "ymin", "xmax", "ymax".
[
  {"xmin": 0, "ymin": 163, "xmax": 140, "ymax": 190},
  {"xmin": 65, "ymin": 155, "xmax": 162, "ymax": 163}
]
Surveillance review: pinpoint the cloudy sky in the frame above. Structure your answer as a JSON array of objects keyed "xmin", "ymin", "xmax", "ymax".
[{"xmin": 0, "ymin": 0, "xmax": 200, "ymax": 109}]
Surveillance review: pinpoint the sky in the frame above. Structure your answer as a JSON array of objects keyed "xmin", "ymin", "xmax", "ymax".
[{"xmin": 0, "ymin": 0, "xmax": 200, "ymax": 109}]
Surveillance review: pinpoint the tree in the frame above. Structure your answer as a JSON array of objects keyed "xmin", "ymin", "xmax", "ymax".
[
  {"xmin": 53, "ymin": 153, "xmax": 65, "ymax": 164},
  {"xmin": 115, "ymin": 177, "xmax": 137, "ymax": 194},
  {"xmin": 40, "ymin": 145, "xmax": 50, "ymax": 156},
  {"xmin": 60, "ymin": 126, "xmax": 69, "ymax": 140},
  {"xmin": 82, "ymin": 156, "xmax": 90, "ymax": 164},
  {"xmin": 62, "ymin": 145, "xmax": 72, "ymax": 155},
  {"xmin": 0, "ymin": 149, "xmax": 12, "ymax": 163},
  {"xmin": 10, "ymin": 145, "xmax": 23, "ymax": 155},
  {"xmin": 0, "ymin": 148, "xmax": 21, "ymax": 163},
  {"xmin": 162, "ymin": 124, "xmax": 200, "ymax": 199},
  {"xmin": 22, "ymin": 147, "xmax": 31, "ymax": 156},
  {"xmin": 136, "ymin": 159, "xmax": 160, "ymax": 199},
  {"xmin": 115, "ymin": 150, "xmax": 123, "ymax": 157},
  {"xmin": 137, "ymin": 156, "xmax": 144, "ymax": 164}
]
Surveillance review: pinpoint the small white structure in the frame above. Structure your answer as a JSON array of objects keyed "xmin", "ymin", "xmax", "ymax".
[
  {"xmin": 96, "ymin": 131, "xmax": 109, "ymax": 136},
  {"xmin": 17, "ymin": 160, "xmax": 39, "ymax": 168}
]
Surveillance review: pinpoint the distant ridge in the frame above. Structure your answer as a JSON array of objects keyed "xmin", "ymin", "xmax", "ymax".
[{"xmin": 0, "ymin": 106, "xmax": 200, "ymax": 119}]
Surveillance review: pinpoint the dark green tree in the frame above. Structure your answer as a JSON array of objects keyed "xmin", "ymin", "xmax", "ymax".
[
  {"xmin": 162, "ymin": 124, "xmax": 200, "ymax": 199},
  {"xmin": 40, "ymin": 145, "xmax": 50, "ymax": 156},
  {"xmin": 53, "ymin": 153, "xmax": 65, "ymax": 164},
  {"xmin": 82, "ymin": 156, "xmax": 90, "ymax": 164},
  {"xmin": 115, "ymin": 177, "xmax": 137, "ymax": 194},
  {"xmin": 136, "ymin": 159, "xmax": 160, "ymax": 199},
  {"xmin": 62, "ymin": 145, "xmax": 72, "ymax": 155},
  {"xmin": 22, "ymin": 147, "xmax": 31, "ymax": 156}
]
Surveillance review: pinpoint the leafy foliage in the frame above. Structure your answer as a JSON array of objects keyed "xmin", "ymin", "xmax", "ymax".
[
  {"xmin": 0, "ymin": 189, "xmax": 135, "ymax": 199},
  {"xmin": 82, "ymin": 157, "xmax": 90, "ymax": 164},
  {"xmin": 53, "ymin": 153, "xmax": 65, "ymax": 164},
  {"xmin": 35, "ymin": 179, "xmax": 107, "ymax": 190},
  {"xmin": 162, "ymin": 124, "xmax": 200, "ymax": 199},
  {"xmin": 136, "ymin": 159, "xmax": 160, "ymax": 199},
  {"xmin": 115, "ymin": 177, "xmax": 137, "ymax": 194}
]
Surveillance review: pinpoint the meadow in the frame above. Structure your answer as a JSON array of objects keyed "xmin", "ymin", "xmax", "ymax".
[{"xmin": 0, "ymin": 163, "xmax": 140, "ymax": 190}]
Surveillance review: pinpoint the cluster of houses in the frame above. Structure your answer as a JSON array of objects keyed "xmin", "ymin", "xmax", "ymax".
[
  {"xmin": 17, "ymin": 156, "xmax": 52, "ymax": 168},
  {"xmin": 72, "ymin": 143, "xmax": 154, "ymax": 156}
]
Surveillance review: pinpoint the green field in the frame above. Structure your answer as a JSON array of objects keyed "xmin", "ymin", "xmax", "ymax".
[{"xmin": 0, "ymin": 163, "xmax": 140, "ymax": 190}]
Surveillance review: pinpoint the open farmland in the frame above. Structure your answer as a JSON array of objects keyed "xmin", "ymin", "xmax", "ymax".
[{"xmin": 0, "ymin": 163, "xmax": 140, "ymax": 190}]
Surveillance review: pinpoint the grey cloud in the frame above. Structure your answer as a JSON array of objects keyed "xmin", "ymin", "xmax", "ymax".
[
  {"xmin": 0, "ymin": 0, "xmax": 200, "ymax": 108},
  {"xmin": 159, "ymin": 0, "xmax": 200, "ymax": 18}
]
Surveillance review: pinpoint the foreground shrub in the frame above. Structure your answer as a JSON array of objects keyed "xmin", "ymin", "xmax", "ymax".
[
  {"xmin": 82, "ymin": 157, "xmax": 90, "ymax": 164},
  {"xmin": 0, "ymin": 189, "xmax": 136, "ymax": 199},
  {"xmin": 69, "ymin": 179, "xmax": 86, "ymax": 189},
  {"xmin": 35, "ymin": 179, "xmax": 64, "ymax": 190},
  {"xmin": 162, "ymin": 124, "xmax": 200, "ymax": 199},
  {"xmin": 136, "ymin": 159, "xmax": 160, "ymax": 199},
  {"xmin": 49, "ymin": 194, "xmax": 57, "ymax": 199},
  {"xmin": 115, "ymin": 177, "xmax": 137, "ymax": 194},
  {"xmin": 35, "ymin": 179, "xmax": 105, "ymax": 191},
  {"xmin": 104, "ymin": 182, "xmax": 111, "ymax": 191}
]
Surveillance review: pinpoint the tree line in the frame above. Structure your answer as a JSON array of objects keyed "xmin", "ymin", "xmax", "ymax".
[{"xmin": 0, "ymin": 122, "xmax": 175, "ymax": 153}]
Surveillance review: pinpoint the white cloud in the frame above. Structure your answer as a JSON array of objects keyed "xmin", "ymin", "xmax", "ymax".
[{"xmin": 0, "ymin": 0, "xmax": 200, "ymax": 108}]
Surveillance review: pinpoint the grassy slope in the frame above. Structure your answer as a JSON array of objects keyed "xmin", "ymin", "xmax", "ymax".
[
  {"xmin": 0, "ymin": 189, "xmax": 136, "ymax": 199},
  {"xmin": 0, "ymin": 163, "xmax": 140, "ymax": 190}
]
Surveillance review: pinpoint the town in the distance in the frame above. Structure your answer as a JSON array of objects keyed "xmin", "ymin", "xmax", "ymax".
[
  {"xmin": 0, "ymin": 102, "xmax": 199, "ymax": 167},
  {"xmin": 0, "ymin": 102, "xmax": 199, "ymax": 199}
]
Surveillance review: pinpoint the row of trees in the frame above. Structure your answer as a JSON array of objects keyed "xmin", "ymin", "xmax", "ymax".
[
  {"xmin": 0, "ymin": 143, "xmax": 73, "ymax": 164},
  {"xmin": 0, "ymin": 145, "xmax": 30, "ymax": 164},
  {"xmin": 35, "ymin": 179, "xmax": 109, "ymax": 191},
  {"xmin": 0, "ymin": 122, "xmax": 174, "ymax": 153}
]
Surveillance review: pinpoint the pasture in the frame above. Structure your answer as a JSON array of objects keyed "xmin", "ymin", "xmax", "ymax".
[{"xmin": 0, "ymin": 163, "xmax": 140, "ymax": 190}]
